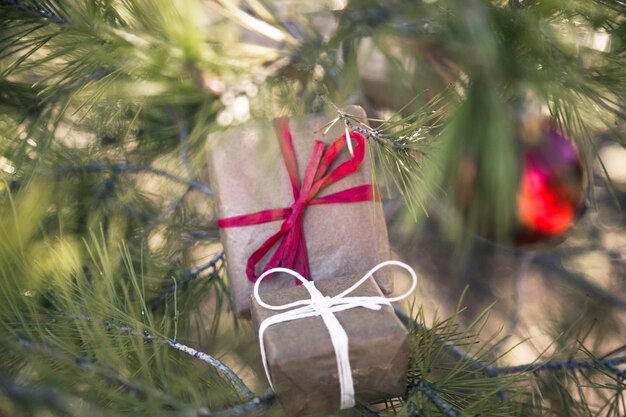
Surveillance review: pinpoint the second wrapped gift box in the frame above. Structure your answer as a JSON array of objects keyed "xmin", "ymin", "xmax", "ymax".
[{"xmin": 250, "ymin": 273, "xmax": 409, "ymax": 417}]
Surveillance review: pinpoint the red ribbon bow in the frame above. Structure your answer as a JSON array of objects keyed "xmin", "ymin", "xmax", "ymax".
[{"xmin": 217, "ymin": 117, "xmax": 380, "ymax": 283}]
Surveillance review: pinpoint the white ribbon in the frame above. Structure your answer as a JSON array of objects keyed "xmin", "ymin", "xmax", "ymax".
[{"xmin": 253, "ymin": 260, "xmax": 418, "ymax": 409}]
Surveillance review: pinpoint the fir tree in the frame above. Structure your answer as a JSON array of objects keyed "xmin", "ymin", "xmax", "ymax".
[{"xmin": 0, "ymin": 0, "xmax": 625, "ymax": 416}]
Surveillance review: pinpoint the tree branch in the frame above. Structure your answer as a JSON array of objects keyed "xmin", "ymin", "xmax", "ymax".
[
  {"xmin": 484, "ymin": 355, "xmax": 626, "ymax": 380},
  {"xmin": 103, "ymin": 320, "xmax": 255, "ymax": 400},
  {"xmin": 210, "ymin": 393, "xmax": 275, "ymax": 417},
  {"xmin": 394, "ymin": 306, "xmax": 491, "ymax": 370},
  {"xmin": 149, "ymin": 250, "xmax": 225, "ymax": 312},
  {"xmin": 10, "ymin": 334, "xmax": 271, "ymax": 416},
  {"xmin": 62, "ymin": 163, "xmax": 213, "ymax": 197},
  {"xmin": 414, "ymin": 381, "xmax": 461, "ymax": 417},
  {"xmin": 15, "ymin": 336, "xmax": 183, "ymax": 406},
  {"xmin": 0, "ymin": 0, "xmax": 66, "ymax": 24},
  {"xmin": 396, "ymin": 306, "xmax": 626, "ymax": 379},
  {"xmin": 337, "ymin": 111, "xmax": 409, "ymax": 152},
  {"xmin": 166, "ymin": 339, "xmax": 255, "ymax": 400},
  {"xmin": 0, "ymin": 372, "xmax": 107, "ymax": 417},
  {"xmin": 154, "ymin": 393, "xmax": 275, "ymax": 417}
]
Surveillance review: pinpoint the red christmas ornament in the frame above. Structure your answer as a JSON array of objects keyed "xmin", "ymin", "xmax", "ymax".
[{"xmin": 515, "ymin": 125, "xmax": 585, "ymax": 244}]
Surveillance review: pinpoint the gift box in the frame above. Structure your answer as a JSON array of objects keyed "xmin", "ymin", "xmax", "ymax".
[
  {"xmin": 250, "ymin": 273, "xmax": 409, "ymax": 417},
  {"xmin": 207, "ymin": 106, "xmax": 392, "ymax": 317}
]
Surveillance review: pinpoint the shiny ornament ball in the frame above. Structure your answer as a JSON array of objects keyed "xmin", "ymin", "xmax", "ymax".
[{"xmin": 515, "ymin": 126, "xmax": 585, "ymax": 244}]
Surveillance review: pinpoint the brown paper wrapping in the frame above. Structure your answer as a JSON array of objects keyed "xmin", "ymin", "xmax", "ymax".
[
  {"xmin": 207, "ymin": 106, "xmax": 392, "ymax": 317},
  {"xmin": 250, "ymin": 274, "xmax": 409, "ymax": 417}
]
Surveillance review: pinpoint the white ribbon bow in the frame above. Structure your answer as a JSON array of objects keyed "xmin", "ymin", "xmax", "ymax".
[{"xmin": 253, "ymin": 260, "xmax": 418, "ymax": 409}]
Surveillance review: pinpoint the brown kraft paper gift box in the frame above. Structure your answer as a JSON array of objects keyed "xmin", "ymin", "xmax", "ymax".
[
  {"xmin": 207, "ymin": 106, "xmax": 392, "ymax": 317},
  {"xmin": 250, "ymin": 274, "xmax": 409, "ymax": 417}
]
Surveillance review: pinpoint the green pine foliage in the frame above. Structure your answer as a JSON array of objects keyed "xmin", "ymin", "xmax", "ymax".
[{"xmin": 0, "ymin": 0, "xmax": 625, "ymax": 416}]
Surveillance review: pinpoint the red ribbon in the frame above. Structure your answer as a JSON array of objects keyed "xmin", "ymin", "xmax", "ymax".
[{"xmin": 217, "ymin": 117, "xmax": 380, "ymax": 283}]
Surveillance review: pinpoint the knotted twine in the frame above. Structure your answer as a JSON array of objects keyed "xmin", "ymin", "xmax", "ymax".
[{"xmin": 253, "ymin": 260, "xmax": 418, "ymax": 409}]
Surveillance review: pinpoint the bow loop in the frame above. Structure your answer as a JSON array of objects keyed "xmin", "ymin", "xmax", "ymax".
[
  {"xmin": 275, "ymin": 118, "xmax": 301, "ymax": 196},
  {"xmin": 315, "ymin": 132, "xmax": 367, "ymax": 191}
]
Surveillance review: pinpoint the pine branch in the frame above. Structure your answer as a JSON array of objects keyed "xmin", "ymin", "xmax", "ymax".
[
  {"xmin": 397, "ymin": 305, "xmax": 626, "ymax": 380},
  {"xmin": 0, "ymin": 0, "xmax": 66, "ymax": 24},
  {"xmin": 1, "ymin": 369, "xmax": 272, "ymax": 417},
  {"xmin": 148, "ymin": 393, "xmax": 275, "ymax": 417},
  {"xmin": 60, "ymin": 163, "xmax": 212, "ymax": 197},
  {"xmin": 414, "ymin": 381, "xmax": 461, "ymax": 417},
  {"xmin": 394, "ymin": 307, "xmax": 490, "ymax": 371},
  {"xmin": 330, "ymin": 100, "xmax": 443, "ymax": 215},
  {"xmin": 166, "ymin": 340, "xmax": 255, "ymax": 400},
  {"xmin": 103, "ymin": 320, "xmax": 255, "ymax": 400},
  {"xmin": 8, "ymin": 333, "xmax": 272, "ymax": 417},
  {"xmin": 603, "ymin": 362, "xmax": 626, "ymax": 381},
  {"xmin": 209, "ymin": 393, "xmax": 275, "ymax": 417},
  {"xmin": 330, "ymin": 97, "xmax": 444, "ymax": 153},
  {"xmin": 484, "ymin": 355, "xmax": 626, "ymax": 380},
  {"xmin": 149, "ymin": 250, "xmax": 225, "ymax": 312},
  {"xmin": 9, "ymin": 309, "xmax": 252, "ymax": 405},
  {"xmin": 0, "ymin": 372, "xmax": 108, "ymax": 417},
  {"xmin": 153, "ymin": 393, "xmax": 275, "ymax": 417},
  {"xmin": 15, "ymin": 336, "xmax": 183, "ymax": 407},
  {"xmin": 135, "ymin": 113, "xmax": 205, "ymax": 240},
  {"xmin": 337, "ymin": 111, "xmax": 411, "ymax": 152}
]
